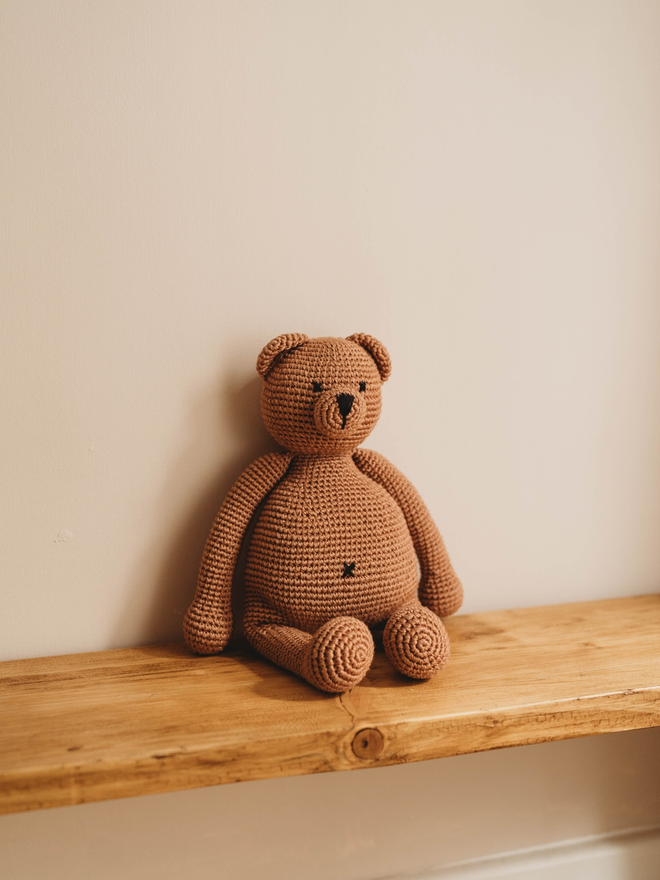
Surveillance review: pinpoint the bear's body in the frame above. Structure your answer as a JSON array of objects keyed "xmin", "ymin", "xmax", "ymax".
[
  {"xmin": 244, "ymin": 454, "xmax": 418, "ymax": 632},
  {"xmin": 184, "ymin": 333, "xmax": 463, "ymax": 693}
]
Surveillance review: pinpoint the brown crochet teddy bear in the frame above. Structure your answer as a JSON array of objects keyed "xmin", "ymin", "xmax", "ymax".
[{"xmin": 183, "ymin": 333, "xmax": 463, "ymax": 693}]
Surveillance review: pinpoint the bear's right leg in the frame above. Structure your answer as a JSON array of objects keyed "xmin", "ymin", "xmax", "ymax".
[{"xmin": 244, "ymin": 600, "xmax": 374, "ymax": 693}]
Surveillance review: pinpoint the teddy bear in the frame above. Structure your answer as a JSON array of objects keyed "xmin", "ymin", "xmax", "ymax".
[{"xmin": 183, "ymin": 333, "xmax": 463, "ymax": 693}]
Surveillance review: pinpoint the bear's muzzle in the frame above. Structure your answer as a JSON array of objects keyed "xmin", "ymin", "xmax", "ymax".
[{"xmin": 314, "ymin": 387, "xmax": 365, "ymax": 436}]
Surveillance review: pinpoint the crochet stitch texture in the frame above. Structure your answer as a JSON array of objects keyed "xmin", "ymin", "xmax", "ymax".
[{"xmin": 183, "ymin": 334, "xmax": 463, "ymax": 692}]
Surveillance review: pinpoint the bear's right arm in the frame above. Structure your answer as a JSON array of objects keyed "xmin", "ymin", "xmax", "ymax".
[{"xmin": 183, "ymin": 451, "xmax": 293, "ymax": 654}]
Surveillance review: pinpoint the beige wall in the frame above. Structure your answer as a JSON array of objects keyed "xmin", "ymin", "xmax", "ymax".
[{"xmin": 2, "ymin": 1, "xmax": 660, "ymax": 877}]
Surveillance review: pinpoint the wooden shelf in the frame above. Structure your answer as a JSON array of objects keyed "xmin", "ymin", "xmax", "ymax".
[{"xmin": 2, "ymin": 594, "xmax": 660, "ymax": 815}]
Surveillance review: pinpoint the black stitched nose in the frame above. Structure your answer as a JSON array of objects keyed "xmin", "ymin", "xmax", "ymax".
[{"xmin": 336, "ymin": 393, "xmax": 354, "ymax": 429}]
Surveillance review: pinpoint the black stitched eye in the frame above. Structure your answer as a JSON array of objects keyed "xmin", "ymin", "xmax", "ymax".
[
  {"xmin": 359, "ymin": 382, "xmax": 366, "ymax": 392},
  {"xmin": 312, "ymin": 382, "xmax": 323, "ymax": 393}
]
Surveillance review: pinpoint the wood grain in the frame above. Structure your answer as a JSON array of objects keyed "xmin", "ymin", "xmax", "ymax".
[{"xmin": 2, "ymin": 595, "xmax": 660, "ymax": 815}]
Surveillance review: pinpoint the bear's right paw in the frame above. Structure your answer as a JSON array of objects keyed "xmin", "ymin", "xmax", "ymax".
[
  {"xmin": 183, "ymin": 607, "xmax": 232, "ymax": 655},
  {"xmin": 303, "ymin": 617, "xmax": 374, "ymax": 693}
]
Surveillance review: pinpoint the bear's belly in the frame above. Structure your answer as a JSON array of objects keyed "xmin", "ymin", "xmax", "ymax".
[{"xmin": 244, "ymin": 462, "xmax": 418, "ymax": 630}]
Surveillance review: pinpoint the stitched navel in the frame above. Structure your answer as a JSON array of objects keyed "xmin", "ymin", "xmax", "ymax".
[{"xmin": 342, "ymin": 561, "xmax": 356, "ymax": 578}]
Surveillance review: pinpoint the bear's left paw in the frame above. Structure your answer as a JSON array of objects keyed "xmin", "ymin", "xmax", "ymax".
[{"xmin": 383, "ymin": 605, "xmax": 450, "ymax": 679}]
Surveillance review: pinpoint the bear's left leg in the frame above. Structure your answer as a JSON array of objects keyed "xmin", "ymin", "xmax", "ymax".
[{"xmin": 383, "ymin": 602, "xmax": 450, "ymax": 679}]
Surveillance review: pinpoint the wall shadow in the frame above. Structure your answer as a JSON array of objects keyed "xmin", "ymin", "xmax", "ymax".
[{"xmin": 113, "ymin": 370, "xmax": 279, "ymax": 650}]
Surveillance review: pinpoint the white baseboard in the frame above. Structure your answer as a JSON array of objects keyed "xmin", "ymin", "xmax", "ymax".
[{"xmin": 379, "ymin": 827, "xmax": 660, "ymax": 880}]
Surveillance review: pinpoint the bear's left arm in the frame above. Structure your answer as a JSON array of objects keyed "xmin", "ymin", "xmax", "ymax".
[{"xmin": 353, "ymin": 448, "xmax": 463, "ymax": 617}]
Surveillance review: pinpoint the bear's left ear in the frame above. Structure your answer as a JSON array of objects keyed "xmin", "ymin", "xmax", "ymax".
[
  {"xmin": 257, "ymin": 333, "xmax": 309, "ymax": 378},
  {"xmin": 347, "ymin": 333, "xmax": 392, "ymax": 382}
]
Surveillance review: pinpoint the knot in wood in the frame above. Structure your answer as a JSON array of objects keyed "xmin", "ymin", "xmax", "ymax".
[{"xmin": 351, "ymin": 727, "xmax": 384, "ymax": 760}]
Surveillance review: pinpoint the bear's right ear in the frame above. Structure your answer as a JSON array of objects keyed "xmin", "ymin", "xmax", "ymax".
[{"xmin": 256, "ymin": 333, "xmax": 309, "ymax": 378}]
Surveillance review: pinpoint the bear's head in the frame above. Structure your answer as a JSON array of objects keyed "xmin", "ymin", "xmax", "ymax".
[{"xmin": 257, "ymin": 333, "xmax": 391, "ymax": 455}]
